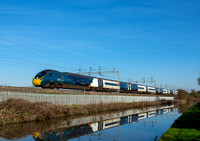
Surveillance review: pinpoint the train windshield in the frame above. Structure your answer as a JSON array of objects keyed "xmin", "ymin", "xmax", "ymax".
[{"xmin": 35, "ymin": 71, "xmax": 47, "ymax": 79}]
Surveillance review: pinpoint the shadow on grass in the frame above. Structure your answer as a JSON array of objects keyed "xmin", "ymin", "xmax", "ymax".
[
  {"xmin": 171, "ymin": 103, "xmax": 200, "ymax": 130},
  {"xmin": 159, "ymin": 102, "xmax": 200, "ymax": 141}
]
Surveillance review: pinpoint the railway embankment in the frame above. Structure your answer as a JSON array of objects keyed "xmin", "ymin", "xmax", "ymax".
[
  {"xmin": 0, "ymin": 98, "xmax": 173, "ymax": 126},
  {"xmin": 159, "ymin": 102, "xmax": 200, "ymax": 141},
  {"xmin": 0, "ymin": 86, "xmax": 173, "ymax": 96}
]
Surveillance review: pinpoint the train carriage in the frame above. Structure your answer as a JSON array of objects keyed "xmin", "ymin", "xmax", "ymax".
[
  {"xmin": 120, "ymin": 82, "xmax": 129, "ymax": 93},
  {"xmin": 156, "ymin": 88, "xmax": 168, "ymax": 94},
  {"xmin": 170, "ymin": 90, "xmax": 175, "ymax": 94},
  {"xmin": 102, "ymin": 79, "xmax": 120, "ymax": 92},
  {"xmin": 167, "ymin": 89, "xmax": 171, "ymax": 94},
  {"xmin": 162, "ymin": 89, "xmax": 168, "ymax": 94},
  {"xmin": 102, "ymin": 118, "xmax": 120, "ymax": 130},
  {"xmin": 156, "ymin": 88, "xmax": 162, "ymax": 94},
  {"xmin": 131, "ymin": 84, "xmax": 147, "ymax": 93},
  {"xmin": 147, "ymin": 111, "xmax": 156, "ymax": 118},
  {"xmin": 147, "ymin": 86, "xmax": 156, "ymax": 93},
  {"xmin": 138, "ymin": 113, "xmax": 147, "ymax": 120},
  {"xmin": 62, "ymin": 72, "xmax": 96, "ymax": 90}
]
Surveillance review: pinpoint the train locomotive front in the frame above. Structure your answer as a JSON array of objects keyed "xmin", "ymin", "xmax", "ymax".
[
  {"xmin": 32, "ymin": 70, "xmax": 49, "ymax": 87},
  {"xmin": 32, "ymin": 69, "xmax": 100, "ymax": 90}
]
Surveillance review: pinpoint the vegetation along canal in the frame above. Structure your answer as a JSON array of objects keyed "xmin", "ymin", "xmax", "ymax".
[{"xmin": 0, "ymin": 103, "xmax": 194, "ymax": 141}]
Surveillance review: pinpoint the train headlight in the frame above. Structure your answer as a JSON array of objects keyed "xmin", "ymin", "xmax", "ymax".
[{"xmin": 32, "ymin": 78, "xmax": 42, "ymax": 86}]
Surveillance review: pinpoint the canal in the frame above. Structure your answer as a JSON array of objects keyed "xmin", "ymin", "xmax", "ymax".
[{"xmin": 0, "ymin": 104, "xmax": 190, "ymax": 141}]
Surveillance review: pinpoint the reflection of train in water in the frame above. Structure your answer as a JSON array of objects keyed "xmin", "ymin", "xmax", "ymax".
[
  {"xmin": 32, "ymin": 69, "xmax": 178, "ymax": 94},
  {"xmin": 32, "ymin": 107, "xmax": 177, "ymax": 141}
]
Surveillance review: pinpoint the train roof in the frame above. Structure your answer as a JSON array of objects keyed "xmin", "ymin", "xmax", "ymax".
[
  {"xmin": 132, "ymin": 83, "xmax": 146, "ymax": 86},
  {"xmin": 42, "ymin": 69, "xmax": 59, "ymax": 72},
  {"xmin": 63, "ymin": 72, "xmax": 98, "ymax": 79}
]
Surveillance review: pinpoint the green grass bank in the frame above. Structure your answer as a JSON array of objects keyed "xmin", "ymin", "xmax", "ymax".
[{"xmin": 159, "ymin": 102, "xmax": 200, "ymax": 141}]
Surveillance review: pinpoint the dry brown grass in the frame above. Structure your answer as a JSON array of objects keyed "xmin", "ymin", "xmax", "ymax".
[
  {"xmin": 64, "ymin": 100, "xmax": 172, "ymax": 116},
  {"xmin": 0, "ymin": 99, "xmax": 70, "ymax": 125},
  {"xmin": 0, "ymin": 98, "xmax": 173, "ymax": 125}
]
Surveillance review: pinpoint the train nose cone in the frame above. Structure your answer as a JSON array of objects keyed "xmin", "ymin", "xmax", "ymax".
[{"xmin": 32, "ymin": 78, "xmax": 41, "ymax": 86}]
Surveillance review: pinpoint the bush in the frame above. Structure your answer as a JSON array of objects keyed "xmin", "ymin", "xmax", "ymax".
[{"xmin": 177, "ymin": 89, "xmax": 200, "ymax": 102}]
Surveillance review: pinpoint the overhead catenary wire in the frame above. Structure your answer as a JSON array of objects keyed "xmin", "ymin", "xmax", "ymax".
[
  {"xmin": 0, "ymin": 37, "xmax": 143, "ymax": 74},
  {"xmin": 0, "ymin": 60, "xmax": 38, "ymax": 70},
  {"xmin": 0, "ymin": 37, "xmax": 179, "ymax": 89},
  {"xmin": 0, "ymin": 54, "xmax": 77, "ymax": 71},
  {"xmin": 0, "ymin": 38, "xmax": 114, "ymax": 70}
]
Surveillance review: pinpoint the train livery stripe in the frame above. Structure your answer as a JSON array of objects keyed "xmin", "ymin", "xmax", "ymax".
[
  {"xmin": 105, "ymin": 121, "xmax": 118, "ymax": 127},
  {"xmin": 138, "ymin": 87, "xmax": 145, "ymax": 89},
  {"xmin": 105, "ymin": 82, "xmax": 119, "ymax": 86}
]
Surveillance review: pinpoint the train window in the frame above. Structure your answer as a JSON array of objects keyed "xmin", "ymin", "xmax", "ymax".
[{"xmin": 35, "ymin": 71, "xmax": 47, "ymax": 79}]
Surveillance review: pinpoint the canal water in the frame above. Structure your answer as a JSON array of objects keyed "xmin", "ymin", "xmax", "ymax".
[{"xmin": 0, "ymin": 105, "xmax": 185, "ymax": 141}]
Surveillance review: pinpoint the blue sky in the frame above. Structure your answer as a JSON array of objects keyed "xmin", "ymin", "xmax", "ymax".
[{"xmin": 0, "ymin": 0, "xmax": 199, "ymax": 91}]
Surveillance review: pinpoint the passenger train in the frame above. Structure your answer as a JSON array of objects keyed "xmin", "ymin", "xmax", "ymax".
[{"xmin": 32, "ymin": 69, "xmax": 177, "ymax": 94}]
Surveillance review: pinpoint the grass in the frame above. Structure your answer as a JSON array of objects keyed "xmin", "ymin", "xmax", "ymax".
[
  {"xmin": 160, "ymin": 128, "xmax": 200, "ymax": 141},
  {"xmin": 0, "ymin": 98, "xmax": 173, "ymax": 126},
  {"xmin": 159, "ymin": 102, "xmax": 200, "ymax": 141}
]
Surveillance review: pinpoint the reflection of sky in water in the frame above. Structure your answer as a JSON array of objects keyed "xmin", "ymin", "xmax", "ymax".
[
  {"xmin": 0, "ymin": 108, "xmax": 181, "ymax": 141},
  {"xmin": 2, "ymin": 136, "xmax": 35, "ymax": 141},
  {"xmin": 69, "ymin": 111, "xmax": 181, "ymax": 141}
]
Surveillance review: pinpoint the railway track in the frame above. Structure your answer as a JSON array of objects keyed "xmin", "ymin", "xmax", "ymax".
[{"xmin": 0, "ymin": 86, "xmax": 173, "ymax": 97}]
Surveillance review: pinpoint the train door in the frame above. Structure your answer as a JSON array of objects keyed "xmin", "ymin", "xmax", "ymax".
[
  {"xmin": 128, "ymin": 83, "xmax": 131, "ymax": 91},
  {"xmin": 99, "ymin": 79, "xmax": 103, "ymax": 91}
]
